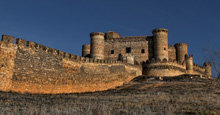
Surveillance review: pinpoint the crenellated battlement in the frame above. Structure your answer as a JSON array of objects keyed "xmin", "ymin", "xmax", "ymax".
[
  {"xmin": 143, "ymin": 58, "xmax": 186, "ymax": 69},
  {"xmin": 90, "ymin": 32, "xmax": 105, "ymax": 37},
  {"xmin": 142, "ymin": 58, "xmax": 187, "ymax": 77},
  {"xmin": 152, "ymin": 28, "xmax": 169, "ymax": 34},
  {"xmin": 193, "ymin": 63, "xmax": 206, "ymax": 74},
  {"xmin": 1, "ymin": 35, "xmax": 141, "ymax": 67},
  {"xmin": 1, "ymin": 35, "xmax": 14, "ymax": 44},
  {"xmin": 174, "ymin": 43, "xmax": 188, "ymax": 47}
]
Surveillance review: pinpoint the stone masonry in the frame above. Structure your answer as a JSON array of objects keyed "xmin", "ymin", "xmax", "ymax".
[
  {"xmin": 82, "ymin": 28, "xmax": 212, "ymax": 78},
  {"xmin": 0, "ymin": 28, "xmax": 212, "ymax": 94},
  {"xmin": 0, "ymin": 35, "xmax": 142, "ymax": 94}
]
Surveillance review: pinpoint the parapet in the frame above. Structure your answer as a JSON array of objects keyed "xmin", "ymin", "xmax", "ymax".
[
  {"xmin": 90, "ymin": 32, "xmax": 105, "ymax": 38},
  {"xmin": 1, "ymin": 35, "xmax": 14, "ymax": 44},
  {"xmin": 16, "ymin": 38, "xmax": 26, "ymax": 46},
  {"xmin": 174, "ymin": 43, "xmax": 188, "ymax": 47},
  {"xmin": 152, "ymin": 28, "xmax": 169, "ymax": 34},
  {"xmin": 203, "ymin": 62, "xmax": 211, "ymax": 67}
]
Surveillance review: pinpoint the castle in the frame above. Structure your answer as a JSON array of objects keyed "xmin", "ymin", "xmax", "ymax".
[
  {"xmin": 82, "ymin": 28, "xmax": 211, "ymax": 78},
  {"xmin": 0, "ymin": 28, "xmax": 211, "ymax": 94}
]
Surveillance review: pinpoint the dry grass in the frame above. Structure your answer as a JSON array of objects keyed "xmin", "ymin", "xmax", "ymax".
[{"xmin": 0, "ymin": 76, "xmax": 219, "ymax": 115}]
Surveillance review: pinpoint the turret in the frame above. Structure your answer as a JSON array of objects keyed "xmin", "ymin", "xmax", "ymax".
[
  {"xmin": 168, "ymin": 45, "xmax": 176, "ymax": 61},
  {"xmin": 105, "ymin": 31, "xmax": 120, "ymax": 39},
  {"xmin": 90, "ymin": 32, "xmax": 105, "ymax": 60},
  {"xmin": 174, "ymin": 43, "xmax": 188, "ymax": 63},
  {"xmin": 152, "ymin": 28, "xmax": 169, "ymax": 61},
  {"xmin": 82, "ymin": 44, "xmax": 90, "ymax": 57},
  {"xmin": 204, "ymin": 62, "xmax": 212, "ymax": 78},
  {"xmin": 186, "ymin": 54, "xmax": 193, "ymax": 73}
]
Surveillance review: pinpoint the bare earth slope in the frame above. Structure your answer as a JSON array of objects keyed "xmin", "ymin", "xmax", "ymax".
[{"xmin": 0, "ymin": 75, "xmax": 219, "ymax": 115}]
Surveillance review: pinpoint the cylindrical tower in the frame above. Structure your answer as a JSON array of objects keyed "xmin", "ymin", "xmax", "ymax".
[
  {"xmin": 174, "ymin": 43, "xmax": 188, "ymax": 63},
  {"xmin": 186, "ymin": 54, "xmax": 193, "ymax": 73},
  {"xmin": 168, "ymin": 45, "xmax": 176, "ymax": 61},
  {"xmin": 90, "ymin": 32, "xmax": 105, "ymax": 60},
  {"xmin": 152, "ymin": 28, "xmax": 169, "ymax": 61},
  {"xmin": 82, "ymin": 44, "xmax": 90, "ymax": 57},
  {"xmin": 204, "ymin": 62, "xmax": 212, "ymax": 78}
]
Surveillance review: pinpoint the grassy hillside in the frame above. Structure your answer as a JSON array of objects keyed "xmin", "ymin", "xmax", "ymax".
[{"xmin": 0, "ymin": 75, "xmax": 219, "ymax": 115}]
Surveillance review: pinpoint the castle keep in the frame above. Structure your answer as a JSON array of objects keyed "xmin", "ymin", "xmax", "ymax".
[
  {"xmin": 0, "ymin": 28, "xmax": 211, "ymax": 94},
  {"xmin": 82, "ymin": 28, "xmax": 211, "ymax": 78}
]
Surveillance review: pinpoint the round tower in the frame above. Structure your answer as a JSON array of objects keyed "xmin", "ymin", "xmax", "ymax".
[
  {"xmin": 152, "ymin": 28, "xmax": 169, "ymax": 61},
  {"xmin": 90, "ymin": 32, "xmax": 105, "ymax": 60},
  {"xmin": 204, "ymin": 62, "xmax": 212, "ymax": 78},
  {"xmin": 186, "ymin": 54, "xmax": 193, "ymax": 73},
  {"xmin": 82, "ymin": 44, "xmax": 90, "ymax": 57},
  {"xmin": 168, "ymin": 45, "xmax": 176, "ymax": 61},
  {"xmin": 174, "ymin": 43, "xmax": 188, "ymax": 63}
]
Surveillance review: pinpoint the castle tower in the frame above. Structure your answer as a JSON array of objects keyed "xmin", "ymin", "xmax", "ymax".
[
  {"xmin": 105, "ymin": 31, "xmax": 120, "ymax": 39},
  {"xmin": 168, "ymin": 45, "xmax": 176, "ymax": 61},
  {"xmin": 152, "ymin": 28, "xmax": 169, "ymax": 61},
  {"xmin": 204, "ymin": 62, "xmax": 212, "ymax": 78},
  {"xmin": 174, "ymin": 43, "xmax": 188, "ymax": 63},
  {"xmin": 186, "ymin": 54, "xmax": 193, "ymax": 73},
  {"xmin": 82, "ymin": 44, "xmax": 90, "ymax": 57},
  {"xmin": 90, "ymin": 32, "xmax": 105, "ymax": 60}
]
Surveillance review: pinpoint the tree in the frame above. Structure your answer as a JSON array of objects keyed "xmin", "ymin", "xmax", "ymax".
[{"xmin": 203, "ymin": 48, "xmax": 220, "ymax": 78}]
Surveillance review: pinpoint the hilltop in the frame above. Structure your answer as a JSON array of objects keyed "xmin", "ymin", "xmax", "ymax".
[{"xmin": 0, "ymin": 75, "xmax": 219, "ymax": 115}]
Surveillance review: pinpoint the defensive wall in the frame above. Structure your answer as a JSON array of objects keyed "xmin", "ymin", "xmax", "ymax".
[
  {"xmin": 0, "ymin": 35, "xmax": 142, "ymax": 94},
  {"xmin": 142, "ymin": 58, "xmax": 211, "ymax": 78}
]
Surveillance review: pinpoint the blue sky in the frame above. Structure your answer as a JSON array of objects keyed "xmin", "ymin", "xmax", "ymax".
[{"xmin": 0, "ymin": 0, "xmax": 219, "ymax": 73}]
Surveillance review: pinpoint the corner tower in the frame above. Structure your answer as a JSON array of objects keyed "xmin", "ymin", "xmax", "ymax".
[
  {"xmin": 186, "ymin": 54, "xmax": 193, "ymax": 73},
  {"xmin": 152, "ymin": 28, "xmax": 169, "ymax": 61},
  {"xmin": 90, "ymin": 32, "xmax": 105, "ymax": 60},
  {"xmin": 174, "ymin": 43, "xmax": 188, "ymax": 63}
]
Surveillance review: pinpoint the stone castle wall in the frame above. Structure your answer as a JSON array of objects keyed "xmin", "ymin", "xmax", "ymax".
[
  {"xmin": 104, "ymin": 36, "xmax": 153, "ymax": 64},
  {"xmin": 143, "ymin": 60, "xmax": 186, "ymax": 77},
  {"xmin": 142, "ymin": 59, "xmax": 210, "ymax": 78},
  {"xmin": 0, "ymin": 36, "xmax": 142, "ymax": 94}
]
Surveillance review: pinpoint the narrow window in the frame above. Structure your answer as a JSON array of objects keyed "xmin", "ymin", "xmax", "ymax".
[
  {"xmin": 111, "ymin": 50, "xmax": 114, "ymax": 54},
  {"xmin": 141, "ymin": 49, "xmax": 145, "ymax": 53},
  {"xmin": 126, "ymin": 47, "xmax": 131, "ymax": 53}
]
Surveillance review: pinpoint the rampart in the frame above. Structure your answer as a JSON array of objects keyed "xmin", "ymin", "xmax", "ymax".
[
  {"xmin": 0, "ymin": 35, "xmax": 142, "ymax": 94},
  {"xmin": 142, "ymin": 59, "xmax": 210, "ymax": 78},
  {"xmin": 143, "ymin": 59, "xmax": 186, "ymax": 77}
]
